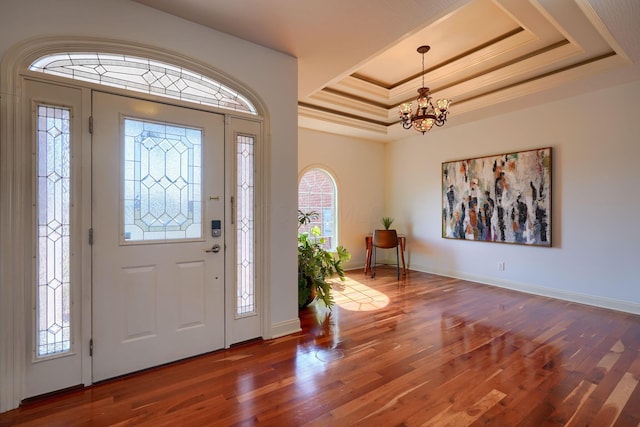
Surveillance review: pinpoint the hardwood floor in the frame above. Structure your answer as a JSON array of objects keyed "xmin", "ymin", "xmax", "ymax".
[{"xmin": 2, "ymin": 269, "xmax": 640, "ymax": 426}]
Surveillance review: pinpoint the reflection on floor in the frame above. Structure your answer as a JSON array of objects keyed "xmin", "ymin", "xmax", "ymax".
[{"xmin": 331, "ymin": 276, "xmax": 390, "ymax": 311}]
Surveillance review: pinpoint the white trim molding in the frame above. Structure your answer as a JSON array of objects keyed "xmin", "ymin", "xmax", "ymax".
[
  {"xmin": 414, "ymin": 264, "xmax": 640, "ymax": 316},
  {"xmin": 270, "ymin": 319, "xmax": 302, "ymax": 340}
]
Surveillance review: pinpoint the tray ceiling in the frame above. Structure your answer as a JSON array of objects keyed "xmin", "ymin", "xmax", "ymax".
[{"xmin": 134, "ymin": 0, "xmax": 640, "ymax": 141}]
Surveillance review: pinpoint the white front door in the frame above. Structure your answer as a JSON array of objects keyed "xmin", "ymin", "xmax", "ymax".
[{"xmin": 91, "ymin": 92, "xmax": 225, "ymax": 381}]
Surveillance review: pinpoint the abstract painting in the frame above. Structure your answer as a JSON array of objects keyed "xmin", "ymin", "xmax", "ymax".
[{"xmin": 442, "ymin": 147, "xmax": 551, "ymax": 246}]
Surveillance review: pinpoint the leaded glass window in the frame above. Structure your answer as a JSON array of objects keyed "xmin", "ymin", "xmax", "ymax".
[
  {"xmin": 29, "ymin": 53, "xmax": 257, "ymax": 115},
  {"xmin": 36, "ymin": 104, "xmax": 72, "ymax": 357},
  {"xmin": 123, "ymin": 118, "xmax": 203, "ymax": 242},
  {"xmin": 236, "ymin": 134, "xmax": 255, "ymax": 316}
]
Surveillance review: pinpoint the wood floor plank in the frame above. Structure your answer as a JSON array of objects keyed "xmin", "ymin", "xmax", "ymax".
[{"xmin": 2, "ymin": 270, "xmax": 640, "ymax": 426}]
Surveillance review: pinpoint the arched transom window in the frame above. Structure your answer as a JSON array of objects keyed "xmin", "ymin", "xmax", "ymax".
[{"xmin": 29, "ymin": 53, "xmax": 257, "ymax": 114}]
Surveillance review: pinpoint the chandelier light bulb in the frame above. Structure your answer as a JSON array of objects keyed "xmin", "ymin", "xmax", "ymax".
[
  {"xmin": 400, "ymin": 103, "xmax": 412, "ymax": 114},
  {"xmin": 437, "ymin": 99, "xmax": 451, "ymax": 111}
]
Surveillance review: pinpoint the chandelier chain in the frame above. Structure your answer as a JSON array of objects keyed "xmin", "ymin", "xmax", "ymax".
[{"xmin": 421, "ymin": 50, "xmax": 425, "ymax": 88}]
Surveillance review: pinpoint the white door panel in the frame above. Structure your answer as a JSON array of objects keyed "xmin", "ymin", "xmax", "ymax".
[{"xmin": 92, "ymin": 92, "xmax": 225, "ymax": 381}]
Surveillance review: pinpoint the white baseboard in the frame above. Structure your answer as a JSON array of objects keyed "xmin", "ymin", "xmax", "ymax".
[
  {"xmin": 412, "ymin": 264, "xmax": 640, "ymax": 315},
  {"xmin": 270, "ymin": 318, "xmax": 301, "ymax": 339}
]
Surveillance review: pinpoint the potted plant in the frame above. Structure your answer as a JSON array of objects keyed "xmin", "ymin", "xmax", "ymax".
[
  {"xmin": 371, "ymin": 216, "xmax": 401, "ymax": 278},
  {"xmin": 381, "ymin": 216, "xmax": 394, "ymax": 230},
  {"xmin": 298, "ymin": 210, "xmax": 350, "ymax": 309},
  {"xmin": 374, "ymin": 216, "xmax": 398, "ymax": 248}
]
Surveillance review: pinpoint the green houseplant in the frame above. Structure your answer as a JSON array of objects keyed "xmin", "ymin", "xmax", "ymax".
[
  {"xmin": 381, "ymin": 217, "xmax": 394, "ymax": 230},
  {"xmin": 298, "ymin": 210, "xmax": 350, "ymax": 308}
]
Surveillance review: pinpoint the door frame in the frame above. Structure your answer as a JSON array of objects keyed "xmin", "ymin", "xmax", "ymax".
[{"xmin": 0, "ymin": 36, "xmax": 271, "ymax": 412}]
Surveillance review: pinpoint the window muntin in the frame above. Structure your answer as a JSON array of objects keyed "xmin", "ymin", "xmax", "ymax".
[
  {"xmin": 36, "ymin": 104, "xmax": 72, "ymax": 357},
  {"xmin": 123, "ymin": 118, "xmax": 203, "ymax": 242},
  {"xmin": 236, "ymin": 134, "xmax": 255, "ymax": 316},
  {"xmin": 298, "ymin": 168, "xmax": 337, "ymax": 251},
  {"xmin": 29, "ymin": 53, "xmax": 257, "ymax": 115}
]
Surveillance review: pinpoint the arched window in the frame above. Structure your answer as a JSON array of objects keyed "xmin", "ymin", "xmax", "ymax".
[
  {"xmin": 29, "ymin": 53, "xmax": 257, "ymax": 114},
  {"xmin": 298, "ymin": 168, "xmax": 338, "ymax": 251}
]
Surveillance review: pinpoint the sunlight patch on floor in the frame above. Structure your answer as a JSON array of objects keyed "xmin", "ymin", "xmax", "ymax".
[{"xmin": 331, "ymin": 277, "xmax": 389, "ymax": 311}]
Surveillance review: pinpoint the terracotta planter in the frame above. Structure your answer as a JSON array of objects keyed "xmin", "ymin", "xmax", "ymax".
[{"xmin": 373, "ymin": 229, "xmax": 398, "ymax": 248}]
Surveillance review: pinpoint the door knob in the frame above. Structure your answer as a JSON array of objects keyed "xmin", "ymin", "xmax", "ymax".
[{"xmin": 206, "ymin": 244, "xmax": 221, "ymax": 253}]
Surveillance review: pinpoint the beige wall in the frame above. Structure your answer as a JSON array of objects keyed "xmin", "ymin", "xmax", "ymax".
[
  {"xmin": 298, "ymin": 128, "xmax": 386, "ymax": 269},
  {"xmin": 300, "ymin": 80, "xmax": 640, "ymax": 313}
]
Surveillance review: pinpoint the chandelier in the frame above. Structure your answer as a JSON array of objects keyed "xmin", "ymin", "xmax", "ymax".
[{"xmin": 398, "ymin": 45, "xmax": 452, "ymax": 134}]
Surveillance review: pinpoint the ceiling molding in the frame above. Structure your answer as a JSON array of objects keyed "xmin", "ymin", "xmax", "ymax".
[{"xmin": 135, "ymin": 0, "xmax": 640, "ymax": 142}]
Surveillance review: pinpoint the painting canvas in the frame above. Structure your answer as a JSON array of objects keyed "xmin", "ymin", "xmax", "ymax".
[{"xmin": 442, "ymin": 147, "xmax": 551, "ymax": 246}]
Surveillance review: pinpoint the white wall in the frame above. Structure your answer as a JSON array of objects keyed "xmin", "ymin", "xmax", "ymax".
[
  {"xmin": 0, "ymin": 0, "xmax": 299, "ymax": 335},
  {"xmin": 387, "ymin": 80, "xmax": 640, "ymax": 312},
  {"xmin": 298, "ymin": 128, "xmax": 386, "ymax": 269}
]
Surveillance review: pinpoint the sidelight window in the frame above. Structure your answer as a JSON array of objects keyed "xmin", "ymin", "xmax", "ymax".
[
  {"xmin": 36, "ymin": 104, "xmax": 72, "ymax": 357},
  {"xmin": 236, "ymin": 134, "xmax": 255, "ymax": 316}
]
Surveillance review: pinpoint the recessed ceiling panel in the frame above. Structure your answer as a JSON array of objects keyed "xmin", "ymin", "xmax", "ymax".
[{"xmin": 354, "ymin": 0, "xmax": 517, "ymax": 86}]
